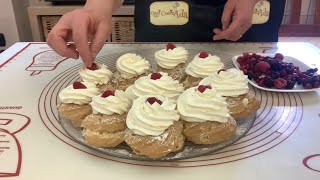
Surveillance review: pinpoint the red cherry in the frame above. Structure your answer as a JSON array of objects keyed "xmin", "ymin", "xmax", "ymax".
[
  {"xmin": 101, "ymin": 90, "xmax": 115, "ymax": 98},
  {"xmin": 237, "ymin": 56, "xmax": 245, "ymax": 64},
  {"xmin": 274, "ymin": 78, "xmax": 287, "ymax": 89},
  {"xmin": 304, "ymin": 83, "xmax": 313, "ymax": 89},
  {"xmin": 151, "ymin": 72, "xmax": 162, "ymax": 80},
  {"xmin": 258, "ymin": 79, "xmax": 265, "ymax": 87},
  {"xmin": 197, "ymin": 85, "xmax": 211, "ymax": 93},
  {"xmin": 73, "ymin": 82, "xmax": 87, "ymax": 89},
  {"xmin": 87, "ymin": 63, "xmax": 99, "ymax": 71},
  {"xmin": 242, "ymin": 53, "xmax": 251, "ymax": 59},
  {"xmin": 275, "ymin": 53, "xmax": 284, "ymax": 60},
  {"xmin": 255, "ymin": 61, "xmax": 270, "ymax": 73},
  {"xmin": 218, "ymin": 69, "xmax": 226, "ymax": 74},
  {"xmin": 199, "ymin": 52, "xmax": 209, "ymax": 59},
  {"xmin": 166, "ymin": 43, "xmax": 176, "ymax": 51},
  {"xmin": 146, "ymin": 97, "xmax": 163, "ymax": 105}
]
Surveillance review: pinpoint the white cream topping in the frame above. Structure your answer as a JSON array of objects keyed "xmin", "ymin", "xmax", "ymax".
[
  {"xmin": 59, "ymin": 82, "xmax": 100, "ymax": 105},
  {"xmin": 79, "ymin": 64, "xmax": 113, "ymax": 85},
  {"xmin": 177, "ymin": 87, "xmax": 230, "ymax": 123},
  {"xmin": 125, "ymin": 72, "xmax": 184, "ymax": 100},
  {"xmin": 185, "ymin": 53, "xmax": 224, "ymax": 78},
  {"xmin": 155, "ymin": 47, "xmax": 188, "ymax": 69},
  {"xmin": 90, "ymin": 90, "xmax": 132, "ymax": 115},
  {"xmin": 116, "ymin": 53, "xmax": 151, "ymax": 79},
  {"xmin": 200, "ymin": 68, "xmax": 249, "ymax": 96},
  {"xmin": 126, "ymin": 96, "xmax": 180, "ymax": 136}
]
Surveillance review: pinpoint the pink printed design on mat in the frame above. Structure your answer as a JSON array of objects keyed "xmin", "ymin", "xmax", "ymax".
[
  {"xmin": 0, "ymin": 119, "xmax": 12, "ymax": 126},
  {"xmin": 0, "ymin": 113, "xmax": 31, "ymax": 177},
  {"xmin": 303, "ymin": 154, "xmax": 320, "ymax": 172},
  {"xmin": 25, "ymin": 50, "xmax": 68, "ymax": 76}
]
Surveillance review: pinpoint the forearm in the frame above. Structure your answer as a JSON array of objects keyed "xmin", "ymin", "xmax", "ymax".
[{"xmin": 84, "ymin": 0, "xmax": 123, "ymax": 16}]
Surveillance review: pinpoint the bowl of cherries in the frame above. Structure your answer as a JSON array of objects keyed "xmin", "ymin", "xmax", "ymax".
[{"xmin": 232, "ymin": 53, "xmax": 320, "ymax": 92}]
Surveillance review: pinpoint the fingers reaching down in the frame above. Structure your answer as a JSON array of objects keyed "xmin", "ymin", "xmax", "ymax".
[{"xmin": 72, "ymin": 15, "xmax": 93, "ymax": 67}]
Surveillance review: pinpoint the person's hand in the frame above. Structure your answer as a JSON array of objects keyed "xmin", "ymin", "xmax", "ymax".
[
  {"xmin": 47, "ymin": 0, "xmax": 116, "ymax": 67},
  {"xmin": 213, "ymin": 0, "xmax": 258, "ymax": 41}
]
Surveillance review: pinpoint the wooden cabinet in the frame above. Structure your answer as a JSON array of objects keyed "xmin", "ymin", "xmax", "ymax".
[{"xmin": 28, "ymin": 4, "xmax": 134, "ymax": 42}]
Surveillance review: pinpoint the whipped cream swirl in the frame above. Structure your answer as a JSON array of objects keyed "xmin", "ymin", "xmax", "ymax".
[
  {"xmin": 116, "ymin": 53, "xmax": 151, "ymax": 79},
  {"xmin": 79, "ymin": 64, "xmax": 113, "ymax": 85},
  {"xmin": 155, "ymin": 47, "xmax": 188, "ymax": 69},
  {"xmin": 185, "ymin": 54, "xmax": 224, "ymax": 78},
  {"xmin": 177, "ymin": 87, "xmax": 230, "ymax": 123},
  {"xmin": 200, "ymin": 68, "xmax": 249, "ymax": 96},
  {"xmin": 125, "ymin": 72, "xmax": 184, "ymax": 100},
  {"xmin": 59, "ymin": 82, "xmax": 100, "ymax": 105},
  {"xmin": 90, "ymin": 90, "xmax": 132, "ymax": 115},
  {"xmin": 126, "ymin": 96, "xmax": 180, "ymax": 136}
]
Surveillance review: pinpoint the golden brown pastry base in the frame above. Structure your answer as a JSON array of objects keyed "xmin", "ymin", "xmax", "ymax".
[
  {"xmin": 157, "ymin": 63, "xmax": 187, "ymax": 83},
  {"xmin": 102, "ymin": 70, "xmax": 151, "ymax": 91},
  {"xmin": 183, "ymin": 75, "xmax": 202, "ymax": 89},
  {"xmin": 97, "ymin": 83, "xmax": 116, "ymax": 92},
  {"xmin": 226, "ymin": 91, "xmax": 261, "ymax": 119},
  {"xmin": 81, "ymin": 113, "xmax": 127, "ymax": 133},
  {"xmin": 83, "ymin": 128, "xmax": 126, "ymax": 148},
  {"xmin": 125, "ymin": 121, "xmax": 185, "ymax": 159},
  {"xmin": 183, "ymin": 117, "xmax": 237, "ymax": 145},
  {"xmin": 58, "ymin": 103, "xmax": 92, "ymax": 128}
]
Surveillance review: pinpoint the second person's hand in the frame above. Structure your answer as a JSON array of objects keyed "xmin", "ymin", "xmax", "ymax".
[
  {"xmin": 213, "ymin": 0, "xmax": 258, "ymax": 41},
  {"xmin": 46, "ymin": 0, "xmax": 118, "ymax": 67}
]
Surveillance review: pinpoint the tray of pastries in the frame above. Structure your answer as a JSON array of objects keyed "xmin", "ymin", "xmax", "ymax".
[{"xmin": 58, "ymin": 43, "xmax": 261, "ymax": 161}]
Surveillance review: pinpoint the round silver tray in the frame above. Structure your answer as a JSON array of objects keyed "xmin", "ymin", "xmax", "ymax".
[{"xmin": 60, "ymin": 114, "xmax": 256, "ymax": 161}]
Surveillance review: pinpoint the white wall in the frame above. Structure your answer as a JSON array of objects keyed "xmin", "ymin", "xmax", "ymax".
[
  {"xmin": 0, "ymin": 0, "xmax": 20, "ymax": 49},
  {"xmin": 12, "ymin": 0, "xmax": 32, "ymax": 42}
]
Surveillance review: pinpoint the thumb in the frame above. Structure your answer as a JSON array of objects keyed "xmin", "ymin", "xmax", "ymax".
[{"xmin": 90, "ymin": 21, "xmax": 111, "ymax": 60}]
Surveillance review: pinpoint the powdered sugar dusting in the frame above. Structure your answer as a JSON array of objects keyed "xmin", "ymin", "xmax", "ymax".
[
  {"xmin": 60, "ymin": 112, "xmax": 256, "ymax": 161},
  {"xmin": 154, "ymin": 132, "xmax": 169, "ymax": 141}
]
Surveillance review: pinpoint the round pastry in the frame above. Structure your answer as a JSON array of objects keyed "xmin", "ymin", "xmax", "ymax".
[
  {"xmin": 106, "ymin": 53, "xmax": 151, "ymax": 91},
  {"xmin": 58, "ymin": 81, "xmax": 100, "ymax": 127},
  {"xmin": 83, "ymin": 129, "xmax": 127, "ymax": 148},
  {"xmin": 79, "ymin": 63, "xmax": 113, "ymax": 91},
  {"xmin": 184, "ymin": 52, "xmax": 224, "ymax": 88},
  {"xmin": 125, "ymin": 96, "xmax": 185, "ymax": 159},
  {"xmin": 155, "ymin": 43, "xmax": 188, "ymax": 82},
  {"xmin": 125, "ymin": 72, "xmax": 184, "ymax": 101},
  {"xmin": 177, "ymin": 85, "xmax": 236, "ymax": 144},
  {"xmin": 200, "ymin": 68, "xmax": 261, "ymax": 119},
  {"xmin": 81, "ymin": 90, "xmax": 132, "ymax": 148}
]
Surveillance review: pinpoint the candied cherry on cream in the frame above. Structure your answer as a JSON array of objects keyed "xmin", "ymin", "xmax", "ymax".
[
  {"xmin": 87, "ymin": 63, "xmax": 99, "ymax": 71},
  {"xmin": 166, "ymin": 43, "xmax": 176, "ymax": 51},
  {"xmin": 101, "ymin": 90, "xmax": 115, "ymax": 98},
  {"xmin": 73, "ymin": 82, "xmax": 87, "ymax": 89},
  {"xmin": 151, "ymin": 72, "xmax": 162, "ymax": 80},
  {"xmin": 146, "ymin": 97, "xmax": 163, "ymax": 105},
  {"xmin": 199, "ymin": 52, "xmax": 209, "ymax": 59},
  {"xmin": 197, "ymin": 85, "xmax": 212, "ymax": 93}
]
